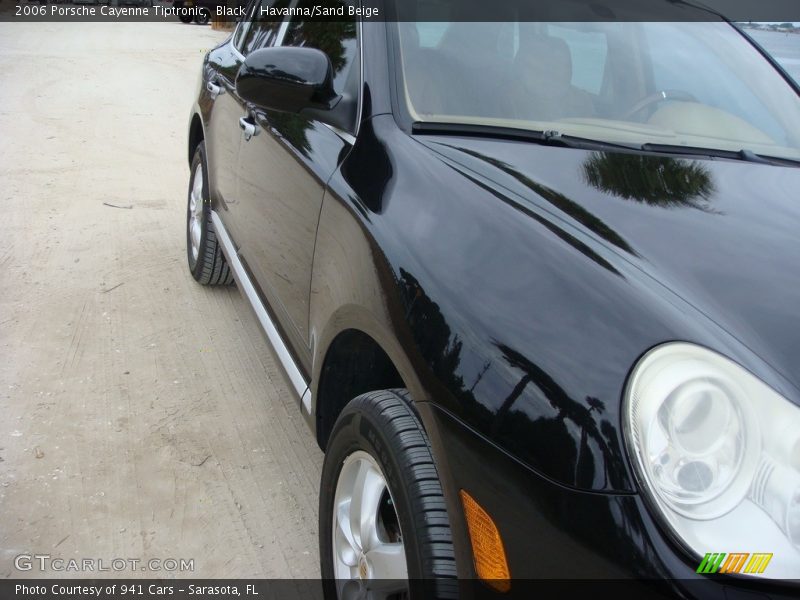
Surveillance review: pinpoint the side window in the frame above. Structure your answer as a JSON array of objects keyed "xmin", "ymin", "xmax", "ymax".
[
  {"xmin": 233, "ymin": 25, "xmax": 245, "ymax": 52},
  {"xmin": 281, "ymin": 0, "xmax": 359, "ymax": 94},
  {"xmin": 240, "ymin": 0, "xmax": 290, "ymax": 56},
  {"xmin": 232, "ymin": 0, "xmax": 258, "ymax": 52}
]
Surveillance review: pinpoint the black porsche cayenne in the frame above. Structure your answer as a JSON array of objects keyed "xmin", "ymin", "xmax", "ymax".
[{"xmin": 184, "ymin": 0, "xmax": 800, "ymax": 596}]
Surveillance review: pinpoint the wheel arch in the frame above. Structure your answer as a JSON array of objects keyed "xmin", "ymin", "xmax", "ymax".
[
  {"xmin": 312, "ymin": 312, "xmax": 429, "ymax": 451},
  {"xmin": 308, "ymin": 179, "xmax": 437, "ymax": 450},
  {"xmin": 188, "ymin": 111, "xmax": 204, "ymax": 167}
]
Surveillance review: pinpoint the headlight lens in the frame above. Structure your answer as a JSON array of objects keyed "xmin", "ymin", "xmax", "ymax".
[{"xmin": 625, "ymin": 343, "xmax": 800, "ymax": 578}]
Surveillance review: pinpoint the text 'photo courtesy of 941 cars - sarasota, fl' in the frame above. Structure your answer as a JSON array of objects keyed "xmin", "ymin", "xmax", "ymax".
[{"xmin": 182, "ymin": 0, "xmax": 800, "ymax": 597}]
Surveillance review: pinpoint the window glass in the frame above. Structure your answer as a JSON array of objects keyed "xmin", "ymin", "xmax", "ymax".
[
  {"xmin": 240, "ymin": 0, "xmax": 289, "ymax": 56},
  {"xmin": 546, "ymin": 24, "xmax": 608, "ymax": 95},
  {"xmin": 415, "ymin": 22, "xmax": 448, "ymax": 48},
  {"xmin": 232, "ymin": 0, "xmax": 258, "ymax": 52},
  {"xmin": 396, "ymin": 16, "xmax": 800, "ymax": 160},
  {"xmin": 232, "ymin": 19, "xmax": 250, "ymax": 52},
  {"xmin": 282, "ymin": 0, "xmax": 358, "ymax": 93},
  {"xmin": 643, "ymin": 23, "xmax": 786, "ymax": 144}
]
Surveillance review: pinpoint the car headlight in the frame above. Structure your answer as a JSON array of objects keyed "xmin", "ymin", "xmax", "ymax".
[{"xmin": 625, "ymin": 343, "xmax": 800, "ymax": 578}]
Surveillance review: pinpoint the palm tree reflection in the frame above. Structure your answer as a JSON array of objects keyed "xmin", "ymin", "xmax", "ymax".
[
  {"xmin": 582, "ymin": 152, "xmax": 716, "ymax": 211},
  {"xmin": 396, "ymin": 268, "xmax": 629, "ymax": 490},
  {"xmin": 492, "ymin": 341, "xmax": 624, "ymax": 489}
]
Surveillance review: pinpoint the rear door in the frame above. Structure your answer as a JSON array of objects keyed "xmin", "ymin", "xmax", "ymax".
[{"xmin": 234, "ymin": 1, "xmax": 360, "ymax": 371}]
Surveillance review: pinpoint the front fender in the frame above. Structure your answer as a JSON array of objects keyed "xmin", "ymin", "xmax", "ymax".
[
  {"xmin": 310, "ymin": 115, "xmax": 640, "ymax": 493},
  {"xmin": 308, "ymin": 175, "xmax": 435, "ymax": 439}
]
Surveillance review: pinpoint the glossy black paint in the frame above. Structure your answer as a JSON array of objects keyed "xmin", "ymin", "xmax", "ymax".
[
  {"xmin": 318, "ymin": 112, "xmax": 800, "ymax": 494},
  {"xmin": 236, "ymin": 47, "xmax": 339, "ymax": 114},
  {"xmin": 190, "ymin": 13, "xmax": 800, "ymax": 590},
  {"xmin": 202, "ymin": 41, "xmax": 242, "ymax": 218},
  {"xmin": 422, "ymin": 402, "xmax": 799, "ymax": 598}
]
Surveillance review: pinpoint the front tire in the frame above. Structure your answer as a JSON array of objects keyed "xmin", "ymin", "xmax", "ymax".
[
  {"xmin": 320, "ymin": 389, "xmax": 457, "ymax": 599},
  {"xmin": 186, "ymin": 141, "xmax": 233, "ymax": 286}
]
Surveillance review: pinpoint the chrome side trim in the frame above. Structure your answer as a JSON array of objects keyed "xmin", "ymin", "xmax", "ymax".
[
  {"xmin": 355, "ymin": 17, "xmax": 364, "ymax": 138},
  {"xmin": 322, "ymin": 123, "xmax": 357, "ymax": 145},
  {"xmin": 211, "ymin": 211, "xmax": 311, "ymax": 409}
]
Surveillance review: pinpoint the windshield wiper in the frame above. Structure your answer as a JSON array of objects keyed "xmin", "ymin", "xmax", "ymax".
[
  {"xmin": 411, "ymin": 122, "xmax": 640, "ymax": 152},
  {"xmin": 412, "ymin": 122, "xmax": 800, "ymax": 166},
  {"xmin": 540, "ymin": 130, "xmax": 642, "ymax": 152},
  {"xmin": 640, "ymin": 143, "xmax": 800, "ymax": 166}
]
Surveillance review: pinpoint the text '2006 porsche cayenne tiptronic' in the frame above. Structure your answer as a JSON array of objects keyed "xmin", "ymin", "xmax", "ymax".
[{"xmin": 184, "ymin": 0, "xmax": 800, "ymax": 596}]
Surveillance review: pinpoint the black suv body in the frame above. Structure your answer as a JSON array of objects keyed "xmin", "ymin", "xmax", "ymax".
[{"xmin": 185, "ymin": 0, "xmax": 800, "ymax": 596}]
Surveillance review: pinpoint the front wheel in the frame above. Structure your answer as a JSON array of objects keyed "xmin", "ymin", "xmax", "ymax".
[
  {"xmin": 319, "ymin": 389, "xmax": 457, "ymax": 599},
  {"xmin": 178, "ymin": 10, "xmax": 193, "ymax": 23}
]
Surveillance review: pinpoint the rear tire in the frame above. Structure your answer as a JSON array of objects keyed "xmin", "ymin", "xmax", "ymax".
[
  {"xmin": 178, "ymin": 11, "xmax": 193, "ymax": 23},
  {"xmin": 320, "ymin": 389, "xmax": 457, "ymax": 599},
  {"xmin": 186, "ymin": 141, "xmax": 233, "ymax": 286}
]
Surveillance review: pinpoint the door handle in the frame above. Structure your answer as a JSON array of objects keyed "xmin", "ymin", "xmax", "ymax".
[
  {"xmin": 206, "ymin": 80, "xmax": 225, "ymax": 99},
  {"xmin": 239, "ymin": 116, "xmax": 258, "ymax": 141}
]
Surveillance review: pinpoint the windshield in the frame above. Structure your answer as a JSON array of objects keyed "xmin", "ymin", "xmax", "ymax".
[{"xmin": 396, "ymin": 21, "xmax": 800, "ymax": 160}]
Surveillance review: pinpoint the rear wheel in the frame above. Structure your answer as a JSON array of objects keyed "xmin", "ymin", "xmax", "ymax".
[
  {"xmin": 320, "ymin": 389, "xmax": 457, "ymax": 599},
  {"xmin": 178, "ymin": 11, "xmax": 193, "ymax": 23},
  {"xmin": 186, "ymin": 142, "xmax": 233, "ymax": 286}
]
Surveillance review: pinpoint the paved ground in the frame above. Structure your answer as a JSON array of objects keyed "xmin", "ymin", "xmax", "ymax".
[{"xmin": 0, "ymin": 22, "xmax": 322, "ymax": 578}]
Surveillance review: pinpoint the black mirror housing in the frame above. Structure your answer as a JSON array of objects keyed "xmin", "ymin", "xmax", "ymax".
[{"xmin": 236, "ymin": 46, "xmax": 341, "ymax": 114}]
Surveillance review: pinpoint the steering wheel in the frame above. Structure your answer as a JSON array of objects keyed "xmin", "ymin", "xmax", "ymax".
[{"xmin": 622, "ymin": 89, "xmax": 699, "ymax": 121}]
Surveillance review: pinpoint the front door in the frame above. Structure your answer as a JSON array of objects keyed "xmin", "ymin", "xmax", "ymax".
[{"xmin": 234, "ymin": 1, "xmax": 360, "ymax": 372}]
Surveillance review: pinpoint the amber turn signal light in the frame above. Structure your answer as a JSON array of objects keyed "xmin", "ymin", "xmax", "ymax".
[{"xmin": 460, "ymin": 489, "xmax": 511, "ymax": 592}]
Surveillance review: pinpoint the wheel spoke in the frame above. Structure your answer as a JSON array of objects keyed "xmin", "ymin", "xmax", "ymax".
[
  {"xmin": 366, "ymin": 542, "xmax": 407, "ymax": 584},
  {"xmin": 192, "ymin": 168, "xmax": 203, "ymax": 203},
  {"xmin": 350, "ymin": 461, "xmax": 385, "ymax": 553},
  {"xmin": 188, "ymin": 164, "xmax": 204, "ymax": 261},
  {"xmin": 191, "ymin": 220, "xmax": 201, "ymax": 246},
  {"xmin": 335, "ymin": 498, "xmax": 360, "ymax": 565}
]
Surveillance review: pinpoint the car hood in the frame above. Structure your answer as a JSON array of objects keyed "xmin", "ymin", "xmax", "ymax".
[{"xmin": 418, "ymin": 136, "xmax": 800, "ymax": 397}]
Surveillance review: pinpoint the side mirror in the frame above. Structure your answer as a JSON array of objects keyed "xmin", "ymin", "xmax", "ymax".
[{"xmin": 235, "ymin": 46, "xmax": 341, "ymax": 114}]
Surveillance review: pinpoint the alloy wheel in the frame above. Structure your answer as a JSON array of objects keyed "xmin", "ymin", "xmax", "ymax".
[
  {"xmin": 188, "ymin": 163, "xmax": 203, "ymax": 262},
  {"xmin": 332, "ymin": 451, "xmax": 408, "ymax": 599}
]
